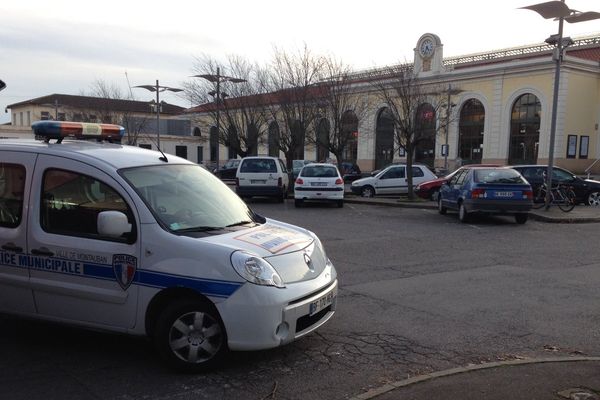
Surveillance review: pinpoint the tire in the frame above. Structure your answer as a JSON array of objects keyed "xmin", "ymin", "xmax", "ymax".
[
  {"xmin": 438, "ymin": 197, "xmax": 447, "ymax": 215},
  {"xmin": 361, "ymin": 185, "xmax": 375, "ymax": 198},
  {"xmin": 337, "ymin": 200, "xmax": 344, "ymax": 208},
  {"xmin": 458, "ymin": 203, "xmax": 469, "ymax": 223},
  {"xmin": 277, "ymin": 188, "xmax": 285, "ymax": 203},
  {"xmin": 586, "ymin": 191, "xmax": 600, "ymax": 207},
  {"xmin": 153, "ymin": 299, "xmax": 227, "ymax": 372},
  {"xmin": 558, "ymin": 189, "xmax": 576, "ymax": 212},
  {"xmin": 531, "ymin": 186, "xmax": 546, "ymax": 209},
  {"xmin": 294, "ymin": 199, "xmax": 303, "ymax": 208},
  {"xmin": 515, "ymin": 214, "xmax": 528, "ymax": 224}
]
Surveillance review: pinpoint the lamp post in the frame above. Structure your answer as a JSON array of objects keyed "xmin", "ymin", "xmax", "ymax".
[
  {"xmin": 133, "ymin": 80, "xmax": 183, "ymax": 150},
  {"xmin": 521, "ymin": 1, "xmax": 600, "ymax": 209},
  {"xmin": 192, "ymin": 68, "xmax": 246, "ymax": 171},
  {"xmin": 443, "ymin": 84, "xmax": 462, "ymax": 172}
]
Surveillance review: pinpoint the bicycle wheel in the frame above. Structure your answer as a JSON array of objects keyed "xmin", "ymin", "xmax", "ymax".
[
  {"xmin": 531, "ymin": 186, "xmax": 546, "ymax": 209},
  {"xmin": 558, "ymin": 189, "xmax": 576, "ymax": 212}
]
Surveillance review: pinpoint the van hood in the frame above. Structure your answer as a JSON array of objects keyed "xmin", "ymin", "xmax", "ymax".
[{"xmin": 202, "ymin": 219, "xmax": 327, "ymax": 283}]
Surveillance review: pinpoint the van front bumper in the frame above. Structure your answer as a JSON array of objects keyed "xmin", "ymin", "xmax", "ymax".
[{"xmin": 216, "ymin": 262, "xmax": 337, "ymax": 351}]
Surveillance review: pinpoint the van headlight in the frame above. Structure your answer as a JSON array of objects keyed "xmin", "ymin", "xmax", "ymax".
[{"xmin": 231, "ymin": 251, "xmax": 285, "ymax": 288}]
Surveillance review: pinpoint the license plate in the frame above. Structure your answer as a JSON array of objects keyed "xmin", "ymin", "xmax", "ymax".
[
  {"xmin": 495, "ymin": 191, "xmax": 515, "ymax": 198},
  {"xmin": 309, "ymin": 288, "xmax": 336, "ymax": 316},
  {"xmin": 311, "ymin": 182, "xmax": 327, "ymax": 186},
  {"xmin": 251, "ymin": 180, "xmax": 266, "ymax": 184}
]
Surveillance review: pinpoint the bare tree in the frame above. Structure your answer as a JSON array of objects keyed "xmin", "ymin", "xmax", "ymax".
[
  {"xmin": 184, "ymin": 55, "xmax": 270, "ymax": 158},
  {"xmin": 372, "ymin": 64, "xmax": 451, "ymax": 199},
  {"xmin": 78, "ymin": 79, "xmax": 150, "ymax": 145},
  {"xmin": 263, "ymin": 45, "xmax": 325, "ymax": 169},
  {"xmin": 310, "ymin": 56, "xmax": 372, "ymax": 172}
]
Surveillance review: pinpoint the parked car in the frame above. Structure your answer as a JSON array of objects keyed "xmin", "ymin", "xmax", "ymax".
[
  {"xmin": 415, "ymin": 164, "xmax": 501, "ymax": 201},
  {"xmin": 351, "ymin": 163, "xmax": 436, "ymax": 197},
  {"xmin": 340, "ymin": 162, "xmax": 362, "ymax": 183},
  {"xmin": 294, "ymin": 163, "xmax": 344, "ymax": 208},
  {"xmin": 0, "ymin": 120, "xmax": 338, "ymax": 372},
  {"xmin": 438, "ymin": 167, "xmax": 533, "ymax": 224},
  {"xmin": 236, "ymin": 156, "xmax": 290, "ymax": 202},
  {"xmin": 292, "ymin": 160, "xmax": 313, "ymax": 180},
  {"xmin": 510, "ymin": 165, "xmax": 600, "ymax": 206},
  {"xmin": 214, "ymin": 158, "xmax": 240, "ymax": 180}
]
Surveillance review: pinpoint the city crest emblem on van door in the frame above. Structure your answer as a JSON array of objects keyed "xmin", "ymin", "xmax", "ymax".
[{"xmin": 113, "ymin": 254, "xmax": 137, "ymax": 290}]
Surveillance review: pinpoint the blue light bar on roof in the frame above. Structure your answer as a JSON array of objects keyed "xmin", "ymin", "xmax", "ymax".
[{"xmin": 32, "ymin": 121, "xmax": 126, "ymax": 141}]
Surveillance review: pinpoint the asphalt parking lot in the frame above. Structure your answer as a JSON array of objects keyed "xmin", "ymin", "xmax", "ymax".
[{"xmin": 2, "ymin": 200, "xmax": 600, "ymax": 400}]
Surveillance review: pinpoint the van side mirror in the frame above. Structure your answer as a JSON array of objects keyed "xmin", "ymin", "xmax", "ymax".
[{"xmin": 98, "ymin": 211, "xmax": 132, "ymax": 237}]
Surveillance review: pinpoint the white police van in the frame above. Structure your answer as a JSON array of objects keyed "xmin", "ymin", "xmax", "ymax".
[{"xmin": 0, "ymin": 121, "xmax": 337, "ymax": 371}]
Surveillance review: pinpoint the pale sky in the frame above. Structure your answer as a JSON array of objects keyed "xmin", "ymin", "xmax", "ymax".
[{"xmin": 1, "ymin": 0, "xmax": 599, "ymax": 124}]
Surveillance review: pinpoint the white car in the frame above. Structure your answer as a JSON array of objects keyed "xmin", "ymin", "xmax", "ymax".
[
  {"xmin": 351, "ymin": 163, "xmax": 437, "ymax": 197},
  {"xmin": 294, "ymin": 163, "xmax": 344, "ymax": 208},
  {"xmin": 235, "ymin": 156, "xmax": 290, "ymax": 202},
  {"xmin": 0, "ymin": 121, "xmax": 338, "ymax": 372}
]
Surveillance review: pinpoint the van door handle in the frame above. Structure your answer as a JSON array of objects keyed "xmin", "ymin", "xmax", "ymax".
[
  {"xmin": 2, "ymin": 243, "xmax": 23, "ymax": 253},
  {"xmin": 31, "ymin": 247, "xmax": 54, "ymax": 257}
]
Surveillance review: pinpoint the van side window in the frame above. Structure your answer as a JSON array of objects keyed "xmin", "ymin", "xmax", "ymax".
[
  {"xmin": 41, "ymin": 169, "xmax": 136, "ymax": 243},
  {"xmin": 278, "ymin": 159, "xmax": 287, "ymax": 173},
  {"xmin": 0, "ymin": 163, "xmax": 25, "ymax": 228}
]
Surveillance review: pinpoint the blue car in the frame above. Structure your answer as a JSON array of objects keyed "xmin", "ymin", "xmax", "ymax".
[{"xmin": 438, "ymin": 167, "xmax": 533, "ymax": 224}]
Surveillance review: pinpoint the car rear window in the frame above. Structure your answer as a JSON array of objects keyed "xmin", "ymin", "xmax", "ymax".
[
  {"xmin": 474, "ymin": 169, "xmax": 526, "ymax": 184},
  {"xmin": 301, "ymin": 166, "xmax": 338, "ymax": 178},
  {"xmin": 240, "ymin": 159, "xmax": 277, "ymax": 173}
]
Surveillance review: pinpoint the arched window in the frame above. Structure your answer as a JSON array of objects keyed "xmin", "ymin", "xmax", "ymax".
[
  {"xmin": 316, "ymin": 119, "xmax": 330, "ymax": 162},
  {"xmin": 509, "ymin": 94, "xmax": 541, "ymax": 165},
  {"xmin": 247, "ymin": 123, "xmax": 258, "ymax": 156},
  {"xmin": 458, "ymin": 99, "xmax": 485, "ymax": 164},
  {"xmin": 268, "ymin": 122, "xmax": 280, "ymax": 157},
  {"xmin": 415, "ymin": 103, "xmax": 436, "ymax": 168},
  {"xmin": 341, "ymin": 111, "xmax": 359, "ymax": 163},
  {"xmin": 375, "ymin": 108, "xmax": 394, "ymax": 170},
  {"xmin": 292, "ymin": 120, "xmax": 305, "ymax": 160},
  {"xmin": 193, "ymin": 127, "xmax": 201, "ymax": 137}
]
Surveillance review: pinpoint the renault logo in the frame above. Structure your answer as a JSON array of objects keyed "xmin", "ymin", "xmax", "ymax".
[{"xmin": 304, "ymin": 253, "xmax": 314, "ymax": 271}]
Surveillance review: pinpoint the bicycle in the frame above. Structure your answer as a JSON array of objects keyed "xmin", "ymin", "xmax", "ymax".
[{"xmin": 531, "ymin": 182, "xmax": 576, "ymax": 212}]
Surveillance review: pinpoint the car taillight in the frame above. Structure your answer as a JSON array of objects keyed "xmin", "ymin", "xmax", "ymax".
[
  {"xmin": 523, "ymin": 190, "xmax": 533, "ymax": 199},
  {"xmin": 335, "ymin": 178, "xmax": 343, "ymax": 185},
  {"xmin": 296, "ymin": 178, "xmax": 304, "ymax": 185},
  {"xmin": 278, "ymin": 177, "xmax": 282, "ymax": 187},
  {"xmin": 471, "ymin": 188, "xmax": 486, "ymax": 199}
]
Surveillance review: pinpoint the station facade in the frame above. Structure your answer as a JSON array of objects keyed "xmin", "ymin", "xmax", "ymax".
[{"xmin": 189, "ymin": 33, "xmax": 600, "ymax": 174}]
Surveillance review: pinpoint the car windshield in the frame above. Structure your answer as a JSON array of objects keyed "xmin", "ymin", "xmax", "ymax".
[
  {"xmin": 301, "ymin": 165, "xmax": 338, "ymax": 178},
  {"xmin": 474, "ymin": 169, "xmax": 526, "ymax": 184},
  {"xmin": 120, "ymin": 164, "xmax": 258, "ymax": 233}
]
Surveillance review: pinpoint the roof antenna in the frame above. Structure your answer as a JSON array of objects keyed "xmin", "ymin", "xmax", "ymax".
[{"xmin": 158, "ymin": 147, "xmax": 169, "ymax": 163}]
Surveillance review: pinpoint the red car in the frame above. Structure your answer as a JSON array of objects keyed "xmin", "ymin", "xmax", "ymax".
[{"xmin": 415, "ymin": 164, "xmax": 501, "ymax": 201}]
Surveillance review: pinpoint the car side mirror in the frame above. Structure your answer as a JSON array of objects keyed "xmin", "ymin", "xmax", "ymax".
[{"xmin": 98, "ymin": 211, "xmax": 132, "ymax": 237}]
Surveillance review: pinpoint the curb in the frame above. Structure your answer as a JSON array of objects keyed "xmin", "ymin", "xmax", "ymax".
[{"xmin": 349, "ymin": 356, "xmax": 600, "ymax": 400}]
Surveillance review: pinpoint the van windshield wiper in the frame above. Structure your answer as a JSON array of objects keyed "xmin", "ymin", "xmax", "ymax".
[
  {"xmin": 175, "ymin": 226, "xmax": 223, "ymax": 233},
  {"xmin": 225, "ymin": 220, "xmax": 255, "ymax": 228}
]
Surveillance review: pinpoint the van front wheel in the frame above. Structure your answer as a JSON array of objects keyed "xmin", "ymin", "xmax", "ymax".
[{"xmin": 154, "ymin": 299, "xmax": 227, "ymax": 372}]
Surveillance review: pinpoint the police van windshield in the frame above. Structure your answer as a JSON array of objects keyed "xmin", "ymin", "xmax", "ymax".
[{"xmin": 120, "ymin": 164, "xmax": 260, "ymax": 234}]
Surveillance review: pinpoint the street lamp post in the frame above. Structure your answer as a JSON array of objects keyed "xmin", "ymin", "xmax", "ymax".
[
  {"xmin": 443, "ymin": 84, "xmax": 462, "ymax": 172},
  {"xmin": 133, "ymin": 80, "xmax": 183, "ymax": 150},
  {"xmin": 192, "ymin": 68, "xmax": 246, "ymax": 171},
  {"xmin": 521, "ymin": 1, "xmax": 600, "ymax": 209}
]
